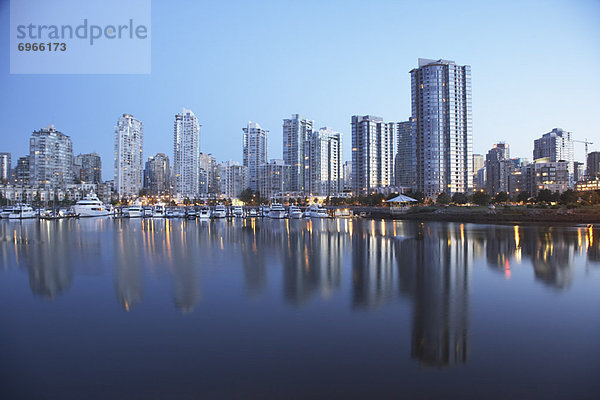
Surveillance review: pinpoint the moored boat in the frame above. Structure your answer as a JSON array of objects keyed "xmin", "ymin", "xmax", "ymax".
[
  {"xmin": 8, "ymin": 204, "xmax": 36, "ymax": 219},
  {"xmin": 267, "ymin": 203, "xmax": 286, "ymax": 219},
  {"xmin": 72, "ymin": 194, "xmax": 110, "ymax": 217}
]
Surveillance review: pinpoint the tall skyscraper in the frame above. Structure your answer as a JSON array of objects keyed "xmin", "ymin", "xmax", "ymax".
[
  {"xmin": 587, "ymin": 151, "xmax": 600, "ymax": 179},
  {"xmin": 144, "ymin": 153, "xmax": 170, "ymax": 195},
  {"xmin": 74, "ymin": 153, "xmax": 102, "ymax": 184},
  {"xmin": 242, "ymin": 121, "xmax": 268, "ymax": 192},
  {"xmin": 173, "ymin": 108, "xmax": 201, "ymax": 198},
  {"xmin": 283, "ymin": 114, "xmax": 314, "ymax": 192},
  {"xmin": 343, "ymin": 161, "xmax": 353, "ymax": 191},
  {"xmin": 114, "ymin": 114, "xmax": 144, "ymax": 196},
  {"xmin": 30, "ymin": 125, "xmax": 73, "ymax": 188},
  {"xmin": 472, "ymin": 154, "xmax": 485, "ymax": 190},
  {"xmin": 304, "ymin": 127, "xmax": 343, "ymax": 196},
  {"xmin": 198, "ymin": 152, "xmax": 218, "ymax": 196},
  {"xmin": 533, "ymin": 128, "xmax": 574, "ymax": 186},
  {"xmin": 485, "ymin": 143, "xmax": 510, "ymax": 195},
  {"xmin": 351, "ymin": 115, "xmax": 395, "ymax": 195},
  {"xmin": 410, "ymin": 58, "xmax": 473, "ymax": 197},
  {"xmin": 395, "ymin": 119, "xmax": 415, "ymax": 189},
  {"xmin": 0, "ymin": 152, "xmax": 11, "ymax": 183}
]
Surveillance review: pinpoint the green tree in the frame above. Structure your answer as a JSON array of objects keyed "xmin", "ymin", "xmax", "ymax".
[
  {"xmin": 580, "ymin": 190, "xmax": 600, "ymax": 205},
  {"xmin": 494, "ymin": 191, "xmax": 508, "ymax": 203},
  {"xmin": 436, "ymin": 192, "xmax": 451, "ymax": 205},
  {"xmin": 516, "ymin": 191, "xmax": 531, "ymax": 203},
  {"xmin": 472, "ymin": 191, "xmax": 490, "ymax": 206},
  {"xmin": 536, "ymin": 189, "xmax": 554, "ymax": 203},
  {"xmin": 559, "ymin": 189, "xmax": 579, "ymax": 205},
  {"xmin": 451, "ymin": 192, "xmax": 468, "ymax": 204},
  {"xmin": 239, "ymin": 188, "xmax": 256, "ymax": 205}
]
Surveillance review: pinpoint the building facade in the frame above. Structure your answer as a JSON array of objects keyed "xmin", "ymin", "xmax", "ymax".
[
  {"xmin": 410, "ymin": 58, "xmax": 473, "ymax": 197},
  {"xmin": 198, "ymin": 152, "xmax": 218, "ymax": 196},
  {"xmin": 587, "ymin": 151, "xmax": 600, "ymax": 179},
  {"xmin": 304, "ymin": 127, "xmax": 343, "ymax": 196},
  {"xmin": 242, "ymin": 121, "xmax": 268, "ymax": 192},
  {"xmin": 144, "ymin": 153, "xmax": 170, "ymax": 195},
  {"xmin": 114, "ymin": 114, "xmax": 144, "ymax": 196},
  {"xmin": 14, "ymin": 156, "xmax": 30, "ymax": 186},
  {"xmin": 343, "ymin": 161, "xmax": 353, "ymax": 192},
  {"xmin": 283, "ymin": 114, "xmax": 314, "ymax": 192},
  {"xmin": 395, "ymin": 119, "xmax": 415, "ymax": 189},
  {"xmin": 74, "ymin": 153, "xmax": 102, "ymax": 184},
  {"xmin": 217, "ymin": 161, "xmax": 248, "ymax": 199},
  {"xmin": 533, "ymin": 128, "xmax": 574, "ymax": 186},
  {"xmin": 259, "ymin": 159, "xmax": 292, "ymax": 200},
  {"xmin": 0, "ymin": 152, "xmax": 11, "ymax": 184},
  {"xmin": 30, "ymin": 125, "xmax": 73, "ymax": 189},
  {"xmin": 351, "ymin": 115, "xmax": 395, "ymax": 195},
  {"xmin": 173, "ymin": 108, "xmax": 201, "ymax": 198},
  {"xmin": 485, "ymin": 143, "xmax": 510, "ymax": 195}
]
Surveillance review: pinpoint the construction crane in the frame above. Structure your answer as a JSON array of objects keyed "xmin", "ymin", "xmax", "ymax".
[{"xmin": 573, "ymin": 139, "xmax": 594, "ymax": 159}]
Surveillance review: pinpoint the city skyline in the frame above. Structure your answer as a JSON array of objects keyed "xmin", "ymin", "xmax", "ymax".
[{"xmin": 1, "ymin": 1, "xmax": 599, "ymax": 180}]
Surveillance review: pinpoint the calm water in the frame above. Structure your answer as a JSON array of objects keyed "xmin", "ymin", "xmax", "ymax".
[{"xmin": 1, "ymin": 218, "xmax": 599, "ymax": 399}]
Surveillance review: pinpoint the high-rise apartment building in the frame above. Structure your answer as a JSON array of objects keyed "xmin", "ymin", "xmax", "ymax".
[
  {"xmin": 259, "ymin": 159, "xmax": 292, "ymax": 200},
  {"xmin": 351, "ymin": 115, "xmax": 395, "ymax": 195},
  {"xmin": 30, "ymin": 125, "xmax": 73, "ymax": 188},
  {"xmin": 14, "ymin": 156, "xmax": 29, "ymax": 186},
  {"xmin": 533, "ymin": 128, "xmax": 574, "ymax": 186},
  {"xmin": 74, "ymin": 153, "xmax": 102, "ymax": 184},
  {"xmin": 395, "ymin": 119, "xmax": 415, "ymax": 189},
  {"xmin": 173, "ymin": 108, "xmax": 201, "ymax": 198},
  {"xmin": 472, "ymin": 154, "xmax": 484, "ymax": 190},
  {"xmin": 198, "ymin": 152, "xmax": 218, "ymax": 196},
  {"xmin": 304, "ymin": 127, "xmax": 343, "ymax": 196},
  {"xmin": 242, "ymin": 121, "xmax": 268, "ymax": 192},
  {"xmin": 0, "ymin": 152, "xmax": 11, "ymax": 183},
  {"xmin": 343, "ymin": 161, "xmax": 353, "ymax": 191},
  {"xmin": 410, "ymin": 58, "xmax": 473, "ymax": 197},
  {"xmin": 114, "ymin": 114, "xmax": 144, "ymax": 196},
  {"xmin": 144, "ymin": 153, "xmax": 170, "ymax": 195},
  {"xmin": 485, "ymin": 143, "xmax": 510, "ymax": 195},
  {"xmin": 217, "ymin": 161, "xmax": 247, "ymax": 199},
  {"xmin": 283, "ymin": 114, "xmax": 314, "ymax": 192},
  {"xmin": 587, "ymin": 151, "xmax": 600, "ymax": 179}
]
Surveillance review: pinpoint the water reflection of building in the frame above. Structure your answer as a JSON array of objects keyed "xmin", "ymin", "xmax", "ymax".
[
  {"xmin": 114, "ymin": 219, "xmax": 143, "ymax": 311},
  {"xmin": 351, "ymin": 220, "xmax": 395, "ymax": 309},
  {"xmin": 396, "ymin": 224, "xmax": 470, "ymax": 367},
  {"xmin": 25, "ymin": 221, "xmax": 74, "ymax": 299},
  {"xmin": 283, "ymin": 219, "xmax": 342, "ymax": 305}
]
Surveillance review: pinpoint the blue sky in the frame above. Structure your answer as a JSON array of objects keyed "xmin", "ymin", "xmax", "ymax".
[{"xmin": 1, "ymin": 0, "xmax": 599, "ymax": 180}]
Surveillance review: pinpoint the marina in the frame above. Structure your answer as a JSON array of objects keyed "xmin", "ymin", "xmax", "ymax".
[{"xmin": 0, "ymin": 219, "xmax": 598, "ymax": 399}]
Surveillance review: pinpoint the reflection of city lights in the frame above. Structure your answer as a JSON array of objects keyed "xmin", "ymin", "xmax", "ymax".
[{"xmin": 504, "ymin": 258, "xmax": 511, "ymax": 280}]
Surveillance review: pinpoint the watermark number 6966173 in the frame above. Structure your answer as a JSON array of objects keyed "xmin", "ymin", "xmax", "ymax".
[{"xmin": 18, "ymin": 43, "xmax": 67, "ymax": 51}]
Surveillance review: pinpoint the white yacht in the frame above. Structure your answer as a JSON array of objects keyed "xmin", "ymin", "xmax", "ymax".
[
  {"xmin": 1, "ymin": 206, "xmax": 15, "ymax": 219},
  {"xmin": 248, "ymin": 208, "xmax": 258, "ymax": 217},
  {"xmin": 124, "ymin": 205, "xmax": 143, "ymax": 218},
  {"xmin": 267, "ymin": 203, "xmax": 286, "ymax": 219},
  {"xmin": 143, "ymin": 207, "xmax": 154, "ymax": 217},
  {"xmin": 305, "ymin": 204, "xmax": 329, "ymax": 218},
  {"xmin": 212, "ymin": 205, "xmax": 227, "ymax": 218},
  {"xmin": 232, "ymin": 206, "xmax": 244, "ymax": 218},
  {"xmin": 199, "ymin": 207, "xmax": 211, "ymax": 219},
  {"xmin": 153, "ymin": 203, "xmax": 166, "ymax": 218},
  {"xmin": 288, "ymin": 205, "xmax": 303, "ymax": 219},
  {"xmin": 72, "ymin": 194, "xmax": 110, "ymax": 217},
  {"xmin": 8, "ymin": 204, "xmax": 36, "ymax": 219}
]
